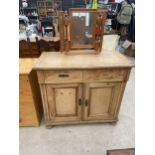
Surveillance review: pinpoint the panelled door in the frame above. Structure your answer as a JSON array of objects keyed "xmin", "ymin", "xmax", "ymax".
[
  {"xmin": 45, "ymin": 84, "xmax": 82, "ymax": 122},
  {"xmin": 83, "ymin": 82, "xmax": 121, "ymax": 121}
]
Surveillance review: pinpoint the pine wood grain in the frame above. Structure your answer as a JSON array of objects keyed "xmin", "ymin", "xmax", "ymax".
[
  {"xmin": 19, "ymin": 58, "xmax": 43, "ymax": 127},
  {"xmin": 34, "ymin": 52, "xmax": 133, "ymax": 127},
  {"xmin": 33, "ymin": 52, "xmax": 134, "ymax": 70},
  {"xmin": 19, "ymin": 58, "xmax": 37, "ymax": 74}
]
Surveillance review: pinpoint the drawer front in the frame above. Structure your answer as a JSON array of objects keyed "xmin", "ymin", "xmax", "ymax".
[
  {"xmin": 83, "ymin": 69, "xmax": 127, "ymax": 82},
  {"xmin": 38, "ymin": 70, "xmax": 83, "ymax": 84}
]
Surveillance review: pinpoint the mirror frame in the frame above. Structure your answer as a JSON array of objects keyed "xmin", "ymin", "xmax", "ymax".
[
  {"xmin": 69, "ymin": 8, "xmax": 97, "ymax": 49},
  {"xmin": 59, "ymin": 8, "xmax": 107, "ymax": 54}
]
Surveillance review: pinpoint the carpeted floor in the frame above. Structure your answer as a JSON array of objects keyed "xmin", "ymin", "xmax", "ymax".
[{"xmin": 19, "ymin": 67, "xmax": 135, "ymax": 155}]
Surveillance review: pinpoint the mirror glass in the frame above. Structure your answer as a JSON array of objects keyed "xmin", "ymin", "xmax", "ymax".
[{"xmin": 71, "ymin": 12, "xmax": 94, "ymax": 47}]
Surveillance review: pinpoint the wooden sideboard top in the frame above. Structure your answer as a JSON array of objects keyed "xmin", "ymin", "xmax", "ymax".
[
  {"xmin": 33, "ymin": 51, "xmax": 134, "ymax": 70},
  {"xmin": 20, "ymin": 58, "xmax": 37, "ymax": 74}
]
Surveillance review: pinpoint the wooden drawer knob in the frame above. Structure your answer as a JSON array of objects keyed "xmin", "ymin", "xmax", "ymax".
[
  {"xmin": 58, "ymin": 74, "xmax": 69, "ymax": 78},
  {"xmin": 85, "ymin": 100, "xmax": 88, "ymax": 106}
]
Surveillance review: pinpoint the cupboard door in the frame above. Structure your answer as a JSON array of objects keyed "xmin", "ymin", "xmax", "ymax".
[
  {"xmin": 84, "ymin": 82, "xmax": 121, "ymax": 121},
  {"xmin": 46, "ymin": 84, "xmax": 82, "ymax": 122}
]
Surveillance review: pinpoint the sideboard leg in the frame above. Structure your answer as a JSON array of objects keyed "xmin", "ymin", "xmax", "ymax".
[
  {"xmin": 110, "ymin": 120, "xmax": 118, "ymax": 126},
  {"xmin": 46, "ymin": 125, "xmax": 54, "ymax": 129}
]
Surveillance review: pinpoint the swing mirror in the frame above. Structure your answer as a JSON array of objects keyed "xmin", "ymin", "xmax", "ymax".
[
  {"xmin": 59, "ymin": 8, "xmax": 107, "ymax": 54},
  {"xmin": 70, "ymin": 10, "xmax": 95, "ymax": 49}
]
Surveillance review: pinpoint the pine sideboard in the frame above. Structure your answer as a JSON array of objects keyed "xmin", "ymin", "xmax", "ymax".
[
  {"xmin": 33, "ymin": 51, "xmax": 133, "ymax": 128},
  {"xmin": 19, "ymin": 58, "xmax": 43, "ymax": 126}
]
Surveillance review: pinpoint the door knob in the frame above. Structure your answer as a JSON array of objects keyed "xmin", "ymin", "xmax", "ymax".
[
  {"xmin": 79, "ymin": 99, "xmax": 82, "ymax": 106},
  {"xmin": 85, "ymin": 100, "xmax": 88, "ymax": 106}
]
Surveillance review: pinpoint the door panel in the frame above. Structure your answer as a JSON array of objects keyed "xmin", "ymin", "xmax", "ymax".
[
  {"xmin": 55, "ymin": 88, "xmax": 76, "ymax": 116},
  {"xmin": 46, "ymin": 84, "xmax": 82, "ymax": 122},
  {"xmin": 84, "ymin": 82, "xmax": 121, "ymax": 120},
  {"xmin": 90, "ymin": 87, "xmax": 112, "ymax": 115}
]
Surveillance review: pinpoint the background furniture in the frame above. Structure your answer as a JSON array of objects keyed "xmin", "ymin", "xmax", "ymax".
[
  {"xmin": 19, "ymin": 37, "xmax": 41, "ymax": 58},
  {"xmin": 61, "ymin": 0, "xmax": 87, "ymax": 11},
  {"xmin": 19, "ymin": 37, "xmax": 60, "ymax": 58},
  {"xmin": 19, "ymin": 58, "xmax": 43, "ymax": 126},
  {"xmin": 30, "ymin": 37, "xmax": 41, "ymax": 57},
  {"xmin": 41, "ymin": 19, "xmax": 56, "ymax": 37},
  {"xmin": 33, "ymin": 51, "xmax": 133, "ymax": 128},
  {"xmin": 39, "ymin": 39, "xmax": 60, "ymax": 52},
  {"xmin": 37, "ymin": 0, "xmax": 62, "ymax": 19},
  {"xmin": 19, "ymin": 39, "xmax": 31, "ymax": 58}
]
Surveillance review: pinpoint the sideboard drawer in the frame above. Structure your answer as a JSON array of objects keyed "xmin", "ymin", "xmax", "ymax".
[
  {"xmin": 39, "ymin": 70, "xmax": 83, "ymax": 83},
  {"xmin": 83, "ymin": 69, "xmax": 126, "ymax": 82}
]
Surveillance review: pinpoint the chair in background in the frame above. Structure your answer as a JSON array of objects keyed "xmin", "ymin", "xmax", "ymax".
[
  {"xmin": 39, "ymin": 39, "xmax": 51, "ymax": 52},
  {"xmin": 39, "ymin": 39, "xmax": 60, "ymax": 52},
  {"xmin": 29, "ymin": 37, "xmax": 41, "ymax": 57},
  {"xmin": 41, "ymin": 20, "xmax": 56, "ymax": 37},
  {"xmin": 19, "ymin": 38, "xmax": 31, "ymax": 57},
  {"xmin": 19, "ymin": 37, "xmax": 41, "ymax": 58}
]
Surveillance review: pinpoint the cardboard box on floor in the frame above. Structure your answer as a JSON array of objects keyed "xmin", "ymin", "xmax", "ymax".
[
  {"xmin": 107, "ymin": 148, "xmax": 135, "ymax": 155},
  {"xmin": 122, "ymin": 40, "xmax": 135, "ymax": 57}
]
